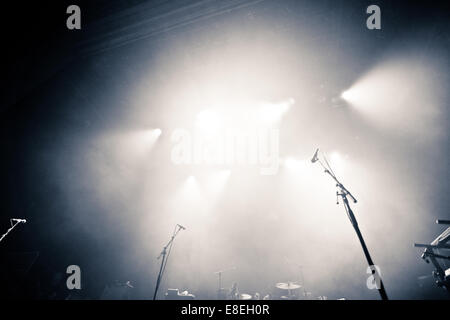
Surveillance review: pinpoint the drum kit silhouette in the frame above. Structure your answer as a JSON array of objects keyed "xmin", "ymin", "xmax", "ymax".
[
  {"xmin": 212, "ymin": 260, "xmax": 332, "ymax": 300},
  {"xmin": 216, "ymin": 278, "xmax": 318, "ymax": 301}
]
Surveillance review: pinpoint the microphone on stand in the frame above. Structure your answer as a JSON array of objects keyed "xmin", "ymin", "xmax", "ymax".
[
  {"xmin": 11, "ymin": 219, "xmax": 27, "ymax": 223},
  {"xmin": 311, "ymin": 148, "xmax": 319, "ymax": 163},
  {"xmin": 177, "ymin": 224, "xmax": 186, "ymax": 230}
]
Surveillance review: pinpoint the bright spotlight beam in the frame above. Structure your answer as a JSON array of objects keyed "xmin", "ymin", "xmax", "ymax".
[
  {"xmin": 340, "ymin": 58, "xmax": 444, "ymax": 137},
  {"xmin": 205, "ymin": 169, "xmax": 231, "ymax": 201},
  {"xmin": 258, "ymin": 98, "xmax": 294, "ymax": 124},
  {"xmin": 195, "ymin": 110, "xmax": 222, "ymax": 134},
  {"xmin": 340, "ymin": 90, "xmax": 352, "ymax": 101}
]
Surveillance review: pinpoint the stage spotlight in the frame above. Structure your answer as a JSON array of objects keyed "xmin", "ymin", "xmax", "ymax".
[
  {"xmin": 329, "ymin": 152, "xmax": 341, "ymax": 164},
  {"xmin": 195, "ymin": 110, "xmax": 222, "ymax": 134},
  {"xmin": 205, "ymin": 169, "xmax": 231, "ymax": 201},
  {"xmin": 180, "ymin": 175, "xmax": 203, "ymax": 204},
  {"xmin": 171, "ymin": 174, "xmax": 206, "ymax": 218},
  {"xmin": 145, "ymin": 128, "xmax": 162, "ymax": 142},
  {"xmin": 341, "ymin": 57, "xmax": 444, "ymax": 136},
  {"xmin": 258, "ymin": 98, "xmax": 294, "ymax": 124},
  {"xmin": 328, "ymin": 151, "xmax": 347, "ymax": 174},
  {"xmin": 140, "ymin": 128, "xmax": 162, "ymax": 149},
  {"xmin": 215, "ymin": 169, "xmax": 231, "ymax": 180},
  {"xmin": 284, "ymin": 157, "xmax": 307, "ymax": 172},
  {"xmin": 340, "ymin": 90, "xmax": 351, "ymax": 101},
  {"xmin": 186, "ymin": 175, "xmax": 196, "ymax": 185},
  {"xmin": 154, "ymin": 128, "xmax": 162, "ymax": 137}
]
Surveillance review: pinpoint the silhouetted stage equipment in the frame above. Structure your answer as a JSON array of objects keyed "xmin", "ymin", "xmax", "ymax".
[
  {"xmin": 415, "ymin": 219, "xmax": 450, "ymax": 291},
  {"xmin": 275, "ymin": 282, "xmax": 301, "ymax": 290},
  {"xmin": 153, "ymin": 224, "xmax": 185, "ymax": 300},
  {"xmin": 311, "ymin": 148, "xmax": 388, "ymax": 300},
  {"xmin": 239, "ymin": 293, "xmax": 252, "ymax": 300},
  {"xmin": 0, "ymin": 218, "xmax": 27, "ymax": 243},
  {"xmin": 100, "ymin": 280, "xmax": 134, "ymax": 300},
  {"xmin": 164, "ymin": 288, "xmax": 195, "ymax": 300},
  {"xmin": 214, "ymin": 266, "xmax": 236, "ymax": 299},
  {"xmin": 276, "ymin": 282, "xmax": 302, "ymax": 300}
]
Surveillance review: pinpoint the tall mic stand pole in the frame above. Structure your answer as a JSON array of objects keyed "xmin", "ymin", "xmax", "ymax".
[
  {"xmin": 316, "ymin": 158, "xmax": 389, "ymax": 300},
  {"xmin": 153, "ymin": 224, "xmax": 184, "ymax": 300}
]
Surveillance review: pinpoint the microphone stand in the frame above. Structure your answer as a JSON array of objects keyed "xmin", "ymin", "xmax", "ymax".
[
  {"xmin": 214, "ymin": 267, "xmax": 235, "ymax": 299},
  {"xmin": 0, "ymin": 219, "xmax": 25, "ymax": 244},
  {"xmin": 298, "ymin": 265, "xmax": 307, "ymax": 298},
  {"xmin": 215, "ymin": 270, "xmax": 223, "ymax": 299},
  {"xmin": 153, "ymin": 224, "xmax": 184, "ymax": 300},
  {"xmin": 315, "ymin": 156, "xmax": 389, "ymax": 300}
]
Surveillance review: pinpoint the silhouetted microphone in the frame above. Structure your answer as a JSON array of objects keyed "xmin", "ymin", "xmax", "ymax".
[
  {"xmin": 12, "ymin": 219, "xmax": 26, "ymax": 223},
  {"xmin": 311, "ymin": 148, "xmax": 319, "ymax": 163},
  {"xmin": 177, "ymin": 224, "xmax": 186, "ymax": 230}
]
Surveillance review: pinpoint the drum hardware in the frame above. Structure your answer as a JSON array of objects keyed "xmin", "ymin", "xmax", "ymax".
[
  {"xmin": 275, "ymin": 282, "xmax": 301, "ymax": 290},
  {"xmin": 284, "ymin": 257, "xmax": 309, "ymax": 297},
  {"xmin": 229, "ymin": 282, "xmax": 239, "ymax": 300},
  {"xmin": 415, "ymin": 219, "xmax": 450, "ymax": 291},
  {"xmin": 239, "ymin": 293, "xmax": 252, "ymax": 300},
  {"xmin": 302, "ymin": 291, "xmax": 313, "ymax": 300},
  {"xmin": 276, "ymin": 282, "xmax": 302, "ymax": 300},
  {"xmin": 164, "ymin": 288, "xmax": 195, "ymax": 300},
  {"xmin": 214, "ymin": 267, "xmax": 236, "ymax": 299}
]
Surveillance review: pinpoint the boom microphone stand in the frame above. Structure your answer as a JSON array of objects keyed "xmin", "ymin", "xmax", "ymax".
[
  {"xmin": 153, "ymin": 224, "xmax": 185, "ymax": 300},
  {"xmin": 312, "ymin": 149, "xmax": 388, "ymax": 300},
  {"xmin": 0, "ymin": 219, "xmax": 27, "ymax": 244}
]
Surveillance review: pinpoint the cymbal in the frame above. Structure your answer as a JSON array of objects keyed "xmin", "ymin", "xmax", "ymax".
[
  {"xmin": 239, "ymin": 293, "xmax": 252, "ymax": 300},
  {"xmin": 276, "ymin": 282, "xmax": 301, "ymax": 290}
]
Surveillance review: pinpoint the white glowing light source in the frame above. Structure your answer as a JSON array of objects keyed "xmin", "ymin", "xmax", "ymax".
[
  {"xmin": 174, "ymin": 174, "xmax": 207, "ymax": 217},
  {"xmin": 136, "ymin": 128, "xmax": 162, "ymax": 151},
  {"xmin": 115, "ymin": 128, "xmax": 161, "ymax": 161},
  {"xmin": 340, "ymin": 87, "xmax": 367, "ymax": 106},
  {"xmin": 180, "ymin": 175, "xmax": 202, "ymax": 203},
  {"xmin": 205, "ymin": 169, "xmax": 232, "ymax": 200},
  {"xmin": 258, "ymin": 98, "xmax": 294, "ymax": 124},
  {"xmin": 329, "ymin": 152, "xmax": 341, "ymax": 163},
  {"xmin": 340, "ymin": 58, "xmax": 443, "ymax": 137},
  {"xmin": 195, "ymin": 110, "xmax": 222, "ymax": 133},
  {"xmin": 154, "ymin": 128, "xmax": 162, "ymax": 137},
  {"xmin": 328, "ymin": 152, "xmax": 346, "ymax": 173},
  {"xmin": 186, "ymin": 175, "xmax": 197, "ymax": 185},
  {"xmin": 284, "ymin": 157, "xmax": 308, "ymax": 172},
  {"xmin": 341, "ymin": 90, "xmax": 352, "ymax": 101},
  {"xmin": 215, "ymin": 169, "xmax": 231, "ymax": 180}
]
